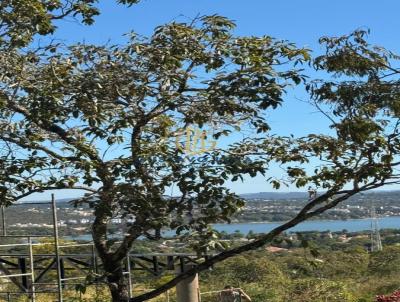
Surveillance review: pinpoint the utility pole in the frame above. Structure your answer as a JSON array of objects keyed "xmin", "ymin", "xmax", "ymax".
[
  {"xmin": 370, "ymin": 204, "xmax": 382, "ymax": 252},
  {"xmin": 51, "ymin": 194, "xmax": 63, "ymax": 302},
  {"xmin": 175, "ymin": 263, "xmax": 200, "ymax": 302}
]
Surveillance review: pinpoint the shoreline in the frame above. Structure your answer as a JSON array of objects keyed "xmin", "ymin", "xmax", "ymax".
[{"xmin": 223, "ymin": 215, "xmax": 400, "ymax": 225}]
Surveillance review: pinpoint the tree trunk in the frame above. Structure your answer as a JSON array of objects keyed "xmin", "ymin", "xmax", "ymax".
[
  {"xmin": 92, "ymin": 193, "xmax": 131, "ymax": 302},
  {"xmin": 105, "ymin": 261, "xmax": 130, "ymax": 302}
]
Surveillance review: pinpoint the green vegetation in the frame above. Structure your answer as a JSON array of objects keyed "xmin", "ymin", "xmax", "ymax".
[
  {"xmin": 173, "ymin": 237, "xmax": 400, "ymax": 302},
  {"xmin": 2, "ymin": 1, "xmax": 400, "ymax": 301},
  {"xmin": 2, "ymin": 232, "xmax": 400, "ymax": 302},
  {"xmin": 149, "ymin": 230, "xmax": 400, "ymax": 301}
]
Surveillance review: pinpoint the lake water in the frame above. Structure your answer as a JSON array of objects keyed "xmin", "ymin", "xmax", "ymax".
[
  {"xmin": 211, "ymin": 216, "xmax": 400, "ymax": 234},
  {"xmin": 68, "ymin": 216, "xmax": 400, "ymax": 241}
]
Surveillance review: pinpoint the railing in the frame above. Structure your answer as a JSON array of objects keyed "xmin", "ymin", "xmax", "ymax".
[{"xmin": 0, "ymin": 238, "xmax": 36, "ymax": 302}]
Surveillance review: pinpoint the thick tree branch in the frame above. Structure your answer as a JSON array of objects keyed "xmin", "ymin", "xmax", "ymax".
[
  {"xmin": 14, "ymin": 186, "xmax": 97, "ymax": 201},
  {"xmin": 0, "ymin": 134, "xmax": 79, "ymax": 162}
]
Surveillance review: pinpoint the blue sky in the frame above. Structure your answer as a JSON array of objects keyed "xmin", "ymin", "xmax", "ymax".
[{"xmin": 27, "ymin": 0, "xmax": 400, "ymax": 200}]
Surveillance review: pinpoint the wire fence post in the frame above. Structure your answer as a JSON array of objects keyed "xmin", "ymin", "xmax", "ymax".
[
  {"xmin": 198, "ymin": 287, "xmax": 201, "ymax": 302},
  {"xmin": 127, "ymin": 254, "xmax": 133, "ymax": 298},
  {"xmin": 51, "ymin": 194, "xmax": 63, "ymax": 302},
  {"xmin": 91, "ymin": 244, "xmax": 97, "ymax": 274},
  {"xmin": 28, "ymin": 236, "xmax": 36, "ymax": 302},
  {"xmin": 91, "ymin": 243, "xmax": 100, "ymax": 299}
]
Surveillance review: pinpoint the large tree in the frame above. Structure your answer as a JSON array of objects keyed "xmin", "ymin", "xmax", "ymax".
[
  {"xmin": 128, "ymin": 29, "xmax": 400, "ymax": 302},
  {"xmin": 1, "ymin": 1, "xmax": 400, "ymax": 302},
  {"xmin": 0, "ymin": 9, "xmax": 309, "ymax": 301}
]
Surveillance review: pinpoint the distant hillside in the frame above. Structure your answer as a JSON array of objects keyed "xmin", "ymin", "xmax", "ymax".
[
  {"xmin": 19, "ymin": 198, "xmax": 76, "ymax": 204},
  {"xmin": 240, "ymin": 190, "xmax": 400, "ymax": 201},
  {"xmin": 240, "ymin": 192, "xmax": 308, "ymax": 200}
]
